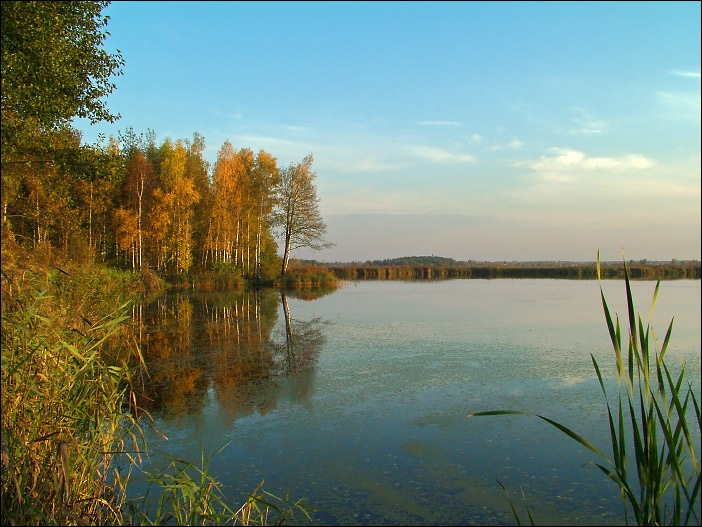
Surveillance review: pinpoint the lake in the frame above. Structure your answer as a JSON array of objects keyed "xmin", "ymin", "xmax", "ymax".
[{"xmin": 128, "ymin": 279, "xmax": 701, "ymax": 526}]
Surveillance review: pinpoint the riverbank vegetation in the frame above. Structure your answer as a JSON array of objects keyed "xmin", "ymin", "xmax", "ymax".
[
  {"xmin": 0, "ymin": 248, "xmax": 314, "ymax": 525},
  {"xmin": 315, "ymin": 258, "xmax": 700, "ymax": 281},
  {"xmin": 1, "ymin": 3, "xmax": 317, "ymax": 522}
]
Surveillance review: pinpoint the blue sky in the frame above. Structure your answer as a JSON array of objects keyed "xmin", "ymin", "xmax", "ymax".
[{"xmin": 74, "ymin": 1, "xmax": 701, "ymax": 262}]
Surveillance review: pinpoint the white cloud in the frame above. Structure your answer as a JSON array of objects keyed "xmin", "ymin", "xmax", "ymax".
[
  {"xmin": 510, "ymin": 148, "xmax": 702, "ymax": 221},
  {"xmin": 418, "ymin": 120, "xmax": 462, "ymax": 126},
  {"xmin": 408, "ymin": 145, "xmax": 476, "ymax": 163},
  {"xmin": 526, "ymin": 147, "xmax": 654, "ymax": 174},
  {"xmin": 670, "ymin": 70, "xmax": 701, "ymax": 79}
]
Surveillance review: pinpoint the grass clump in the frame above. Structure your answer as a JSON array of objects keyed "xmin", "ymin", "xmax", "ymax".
[
  {"xmin": 275, "ymin": 266, "xmax": 339, "ymax": 288},
  {"xmin": 469, "ymin": 251, "xmax": 701, "ymax": 526},
  {"xmin": 123, "ymin": 446, "xmax": 315, "ymax": 526}
]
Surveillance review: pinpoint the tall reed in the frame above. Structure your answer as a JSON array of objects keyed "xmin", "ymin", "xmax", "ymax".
[
  {"xmin": 1, "ymin": 263, "xmax": 146, "ymax": 525},
  {"xmin": 468, "ymin": 252, "xmax": 701, "ymax": 526},
  {"xmin": 1, "ymin": 259, "xmax": 312, "ymax": 525}
]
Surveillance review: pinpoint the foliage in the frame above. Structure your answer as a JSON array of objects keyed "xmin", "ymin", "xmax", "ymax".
[
  {"xmin": 274, "ymin": 266, "xmax": 339, "ymax": 288},
  {"xmin": 1, "ymin": 0, "xmax": 126, "ymax": 268},
  {"xmin": 1, "ymin": 1, "xmax": 329, "ymax": 285},
  {"xmin": 326, "ymin": 261, "xmax": 701, "ymax": 281},
  {"xmin": 273, "ymin": 155, "xmax": 333, "ymax": 276},
  {"xmin": 204, "ymin": 144, "xmax": 280, "ymax": 278},
  {"xmin": 1, "ymin": 258, "xmax": 145, "ymax": 526},
  {"xmin": 364, "ymin": 255, "xmax": 461, "ymax": 267},
  {"xmin": 1, "ymin": 0, "xmax": 123, "ymax": 128},
  {"xmin": 468, "ymin": 252, "xmax": 701, "ymax": 525}
]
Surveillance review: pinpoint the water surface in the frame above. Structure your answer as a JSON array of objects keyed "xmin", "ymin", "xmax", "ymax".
[{"xmin": 130, "ymin": 279, "xmax": 701, "ymax": 526}]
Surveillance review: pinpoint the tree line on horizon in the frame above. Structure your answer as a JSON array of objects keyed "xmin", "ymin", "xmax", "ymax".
[
  {"xmin": 291, "ymin": 256, "xmax": 700, "ymax": 280},
  {"xmin": 295, "ymin": 255, "xmax": 701, "ymax": 267}
]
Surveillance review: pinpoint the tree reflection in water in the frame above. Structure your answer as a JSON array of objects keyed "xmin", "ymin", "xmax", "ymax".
[{"xmin": 129, "ymin": 287, "xmax": 335, "ymax": 422}]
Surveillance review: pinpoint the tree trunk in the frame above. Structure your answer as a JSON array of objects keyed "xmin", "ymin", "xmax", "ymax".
[{"xmin": 281, "ymin": 230, "xmax": 292, "ymax": 276}]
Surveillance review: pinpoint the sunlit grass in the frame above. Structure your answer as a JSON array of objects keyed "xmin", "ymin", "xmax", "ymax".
[
  {"xmin": 468, "ymin": 251, "xmax": 701, "ymax": 526},
  {"xmin": 1, "ymin": 262, "xmax": 146, "ymax": 525},
  {"xmin": 275, "ymin": 266, "xmax": 339, "ymax": 288}
]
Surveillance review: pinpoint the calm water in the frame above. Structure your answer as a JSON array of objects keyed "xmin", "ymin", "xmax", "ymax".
[{"xmin": 129, "ymin": 279, "xmax": 701, "ymax": 526}]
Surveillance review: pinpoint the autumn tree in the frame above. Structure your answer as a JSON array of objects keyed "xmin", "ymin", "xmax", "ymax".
[
  {"xmin": 206, "ymin": 141, "xmax": 245, "ymax": 268},
  {"xmin": 273, "ymin": 154, "xmax": 332, "ymax": 276},
  {"xmin": 250, "ymin": 150, "xmax": 280, "ymax": 277},
  {"xmin": 71, "ymin": 137, "xmax": 124, "ymax": 261},
  {"xmin": 204, "ymin": 144, "xmax": 281, "ymax": 278},
  {"xmin": 114, "ymin": 128, "xmax": 157, "ymax": 269},
  {"xmin": 184, "ymin": 133, "xmax": 211, "ymax": 270},
  {"xmin": 151, "ymin": 139, "xmax": 200, "ymax": 274},
  {"xmin": 1, "ymin": 0, "xmax": 124, "ymax": 258}
]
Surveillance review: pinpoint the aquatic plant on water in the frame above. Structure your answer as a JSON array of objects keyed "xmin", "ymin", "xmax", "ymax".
[{"xmin": 468, "ymin": 251, "xmax": 701, "ymax": 526}]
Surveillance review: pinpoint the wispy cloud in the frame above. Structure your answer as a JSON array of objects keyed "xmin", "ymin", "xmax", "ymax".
[
  {"xmin": 489, "ymin": 137, "xmax": 524, "ymax": 151},
  {"xmin": 657, "ymin": 91, "xmax": 702, "ymax": 116},
  {"xmin": 507, "ymin": 148, "xmax": 699, "ymax": 230},
  {"xmin": 418, "ymin": 120, "xmax": 463, "ymax": 126},
  {"xmin": 568, "ymin": 108, "xmax": 607, "ymax": 135},
  {"xmin": 409, "ymin": 145, "xmax": 476, "ymax": 163},
  {"xmin": 670, "ymin": 70, "xmax": 701, "ymax": 79},
  {"xmin": 322, "ymin": 154, "xmax": 407, "ymax": 174},
  {"xmin": 322, "ymin": 187, "xmax": 446, "ymax": 215},
  {"xmin": 525, "ymin": 147, "xmax": 654, "ymax": 176}
]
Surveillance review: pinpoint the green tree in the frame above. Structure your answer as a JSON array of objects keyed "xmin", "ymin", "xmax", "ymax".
[
  {"xmin": 1, "ymin": 1, "xmax": 124, "ymax": 257},
  {"xmin": 250, "ymin": 150, "xmax": 280, "ymax": 278},
  {"xmin": 1, "ymin": 1, "xmax": 124, "ymax": 130},
  {"xmin": 273, "ymin": 154, "xmax": 332, "ymax": 276}
]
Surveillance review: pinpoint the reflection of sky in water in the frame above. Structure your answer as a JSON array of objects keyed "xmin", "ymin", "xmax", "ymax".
[{"xmin": 133, "ymin": 279, "xmax": 700, "ymax": 526}]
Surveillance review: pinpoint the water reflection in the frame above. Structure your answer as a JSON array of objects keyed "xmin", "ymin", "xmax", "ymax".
[
  {"xmin": 129, "ymin": 287, "xmax": 337, "ymax": 421},
  {"xmin": 121, "ymin": 280, "xmax": 699, "ymax": 526}
]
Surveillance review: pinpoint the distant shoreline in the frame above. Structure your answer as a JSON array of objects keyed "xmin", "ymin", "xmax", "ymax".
[{"xmin": 289, "ymin": 259, "xmax": 701, "ymax": 281}]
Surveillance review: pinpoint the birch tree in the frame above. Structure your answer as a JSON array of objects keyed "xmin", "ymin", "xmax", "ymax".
[{"xmin": 274, "ymin": 154, "xmax": 332, "ymax": 276}]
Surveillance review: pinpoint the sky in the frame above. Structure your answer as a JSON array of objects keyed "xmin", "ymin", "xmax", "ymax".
[{"xmin": 73, "ymin": 1, "xmax": 701, "ymax": 263}]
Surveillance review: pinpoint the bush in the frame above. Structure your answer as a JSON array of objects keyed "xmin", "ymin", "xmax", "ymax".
[{"xmin": 275, "ymin": 266, "xmax": 339, "ymax": 288}]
